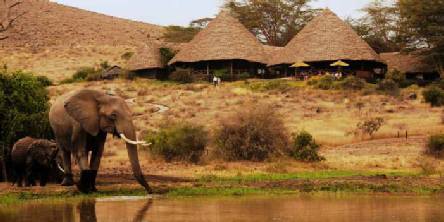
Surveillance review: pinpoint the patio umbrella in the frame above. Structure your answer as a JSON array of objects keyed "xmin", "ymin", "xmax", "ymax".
[
  {"xmin": 291, "ymin": 61, "xmax": 310, "ymax": 68},
  {"xmin": 330, "ymin": 60, "xmax": 349, "ymax": 67}
]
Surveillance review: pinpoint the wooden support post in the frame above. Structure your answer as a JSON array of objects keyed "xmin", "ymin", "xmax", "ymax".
[{"xmin": 206, "ymin": 62, "xmax": 210, "ymax": 76}]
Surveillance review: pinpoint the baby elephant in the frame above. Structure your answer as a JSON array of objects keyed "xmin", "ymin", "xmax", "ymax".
[{"xmin": 11, "ymin": 137, "xmax": 60, "ymax": 187}]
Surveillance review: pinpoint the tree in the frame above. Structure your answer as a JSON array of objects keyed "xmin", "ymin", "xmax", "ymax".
[
  {"xmin": 224, "ymin": 0, "xmax": 316, "ymax": 46},
  {"xmin": 190, "ymin": 17, "xmax": 213, "ymax": 29},
  {"xmin": 347, "ymin": 0, "xmax": 408, "ymax": 53},
  {"xmin": 0, "ymin": 0, "xmax": 27, "ymax": 40},
  {"xmin": 398, "ymin": 0, "xmax": 444, "ymax": 76}
]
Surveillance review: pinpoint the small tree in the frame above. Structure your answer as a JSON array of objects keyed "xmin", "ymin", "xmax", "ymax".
[
  {"xmin": 354, "ymin": 117, "xmax": 385, "ymax": 138},
  {"xmin": 423, "ymin": 86, "xmax": 444, "ymax": 107},
  {"xmin": 290, "ymin": 131, "xmax": 324, "ymax": 162}
]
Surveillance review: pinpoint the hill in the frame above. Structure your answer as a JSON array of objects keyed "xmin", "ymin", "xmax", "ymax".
[{"xmin": 0, "ymin": 0, "xmax": 165, "ymax": 81}]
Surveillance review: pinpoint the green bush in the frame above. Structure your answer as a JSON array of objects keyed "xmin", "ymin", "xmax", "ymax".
[
  {"xmin": 290, "ymin": 131, "xmax": 325, "ymax": 162},
  {"xmin": 214, "ymin": 69, "xmax": 232, "ymax": 81},
  {"xmin": 169, "ymin": 68, "xmax": 194, "ymax": 83},
  {"xmin": 423, "ymin": 86, "xmax": 444, "ymax": 107},
  {"xmin": 145, "ymin": 123, "xmax": 208, "ymax": 163},
  {"xmin": 377, "ymin": 79, "xmax": 400, "ymax": 96},
  {"xmin": 215, "ymin": 105, "xmax": 289, "ymax": 161},
  {"xmin": 36, "ymin": 76, "xmax": 53, "ymax": 87},
  {"xmin": 426, "ymin": 134, "xmax": 444, "ymax": 158},
  {"xmin": 310, "ymin": 75, "xmax": 336, "ymax": 90},
  {"xmin": 339, "ymin": 76, "xmax": 366, "ymax": 90},
  {"xmin": 246, "ymin": 80, "xmax": 292, "ymax": 92},
  {"xmin": 0, "ymin": 70, "xmax": 53, "ymax": 156},
  {"xmin": 61, "ymin": 65, "xmax": 110, "ymax": 84}
]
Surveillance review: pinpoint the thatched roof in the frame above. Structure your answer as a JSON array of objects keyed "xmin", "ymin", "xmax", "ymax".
[
  {"xmin": 169, "ymin": 11, "xmax": 267, "ymax": 65},
  {"xmin": 263, "ymin": 45, "xmax": 284, "ymax": 64},
  {"xmin": 268, "ymin": 9, "xmax": 380, "ymax": 66},
  {"xmin": 380, "ymin": 52, "xmax": 435, "ymax": 73},
  {"xmin": 127, "ymin": 42, "xmax": 163, "ymax": 70}
]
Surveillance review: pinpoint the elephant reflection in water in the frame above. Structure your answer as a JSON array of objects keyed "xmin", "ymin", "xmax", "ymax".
[{"xmin": 77, "ymin": 199, "xmax": 153, "ymax": 222}]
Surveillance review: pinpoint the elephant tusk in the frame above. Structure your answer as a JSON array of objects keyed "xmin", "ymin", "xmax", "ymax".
[
  {"xmin": 120, "ymin": 134, "xmax": 151, "ymax": 147},
  {"xmin": 57, "ymin": 163, "xmax": 65, "ymax": 173}
]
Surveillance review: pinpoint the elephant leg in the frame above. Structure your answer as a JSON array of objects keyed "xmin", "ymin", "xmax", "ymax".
[
  {"xmin": 17, "ymin": 170, "xmax": 24, "ymax": 187},
  {"xmin": 75, "ymin": 135, "xmax": 93, "ymax": 193},
  {"xmin": 61, "ymin": 150, "xmax": 74, "ymax": 186},
  {"xmin": 89, "ymin": 134, "xmax": 106, "ymax": 192},
  {"xmin": 24, "ymin": 158, "xmax": 34, "ymax": 187},
  {"xmin": 40, "ymin": 171, "xmax": 48, "ymax": 187}
]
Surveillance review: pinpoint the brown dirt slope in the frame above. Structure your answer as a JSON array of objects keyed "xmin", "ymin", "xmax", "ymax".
[
  {"xmin": 0, "ymin": 0, "xmax": 164, "ymax": 51},
  {"xmin": 0, "ymin": 0, "xmax": 165, "ymax": 81}
]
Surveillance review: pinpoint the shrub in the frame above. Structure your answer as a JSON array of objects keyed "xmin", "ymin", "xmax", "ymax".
[
  {"xmin": 246, "ymin": 80, "xmax": 292, "ymax": 92},
  {"xmin": 290, "ymin": 131, "xmax": 325, "ymax": 162},
  {"xmin": 36, "ymin": 76, "xmax": 53, "ymax": 87},
  {"xmin": 426, "ymin": 134, "xmax": 444, "ymax": 158},
  {"xmin": 377, "ymin": 79, "xmax": 400, "ymax": 96},
  {"xmin": 310, "ymin": 75, "xmax": 336, "ymax": 90},
  {"xmin": 145, "ymin": 123, "xmax": 208, "ymax": 163},
  {"xmin": 215, "ymin": 105, "xmax": 289, "ymax": 161},
  {"xmin": 0, "ymin": 70, "xmax": 53, "ymax": 158},
  {"xmin": 214, "ymin": 69, "xmax": 232, "ymax": 81},
  {"xmin": 354, "ymin": 117, "xmax": 385, "ymax": 138},
  {"xmin": 339, "ymin": 76, "xmax": 366, "ymax": 90},
  {"xmin": 423, "ymin": 86, "xmax": 444, "ymax": 107},
  {"xmin": 121, "ymin": 51, "xmax": 134, "ymax": 60},
  {"xmin": 169, "ymin": 68, "xmax": 194, "ymax": 83},
  {"xmin": 385, "ymin": 69, "xmax": 406, "ymax": 86}
]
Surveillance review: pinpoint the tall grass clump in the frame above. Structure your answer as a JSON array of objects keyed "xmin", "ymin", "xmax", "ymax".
[
  {"xmin": 145, "ymin": 122, "xmax": 208, "ymax": 163},
  {"xmin": 290, "ymin": 131, "xmax": 325, "ymax": 162},
  {"xmin": 215, "ymin": 105, "xmax": 289, "ymax": 161},
  {"xmin": 426, "ymin": 134, "xmax": 444, "ymax": 158}
]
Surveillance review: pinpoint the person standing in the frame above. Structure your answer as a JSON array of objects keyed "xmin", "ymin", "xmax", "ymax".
[{"xmin": 213, "ymin": 76, "xmax": 218, "ymax": 86}]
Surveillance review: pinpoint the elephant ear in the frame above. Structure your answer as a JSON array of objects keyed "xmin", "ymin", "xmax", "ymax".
[
  {"xmin": 64, "ymin": 90, "xmax": 103, "ymax": 136},
  {"xmin": 28, "ymin": 141, "xmax": 46, "ymax": 162}
]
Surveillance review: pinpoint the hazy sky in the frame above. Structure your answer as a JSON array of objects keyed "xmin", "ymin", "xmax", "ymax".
[{"xmin": 52, "ymin": 0, "xmax": 376, "ymax": 26}]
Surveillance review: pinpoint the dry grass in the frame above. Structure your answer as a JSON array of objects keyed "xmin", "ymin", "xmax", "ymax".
[{"xmin": 46, "ymin": 79, "xmax": 444, "ymax": 176}]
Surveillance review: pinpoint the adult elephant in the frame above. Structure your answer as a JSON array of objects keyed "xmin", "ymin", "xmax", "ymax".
[{"xmin": 49, "ymin": 89, "xmax": 151, "ymax": 193}]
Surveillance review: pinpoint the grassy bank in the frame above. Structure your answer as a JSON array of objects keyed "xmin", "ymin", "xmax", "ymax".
[{"xmin": 1, "ymin": 170, "xmax": 442, "ymax": 205}]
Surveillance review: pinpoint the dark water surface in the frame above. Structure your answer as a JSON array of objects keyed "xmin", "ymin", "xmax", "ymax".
[{"xmin": 1, "ymin": 194, "xmax": 444, "ymax": 222}]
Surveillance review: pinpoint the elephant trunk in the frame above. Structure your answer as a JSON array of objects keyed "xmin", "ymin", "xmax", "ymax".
[{"xmin": 118, "ymin": 122, "xmax": 152, "ymax": 194}]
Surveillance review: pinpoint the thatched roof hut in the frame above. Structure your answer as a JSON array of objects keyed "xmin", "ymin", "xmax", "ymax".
[
  {"xmin": 380, "ymin": 52, "xmax": 435, "ymax": 73},
  {"xmin": 268, "ymin": 9, "xmax": 380, "ymax": 66},
  {"xmin": 127, "ymin": 42, "xmax": 164, "ymax": 71},
  {"xmin": 169, "ymin": 11, "xmax": 267, "ymax": 65}
]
